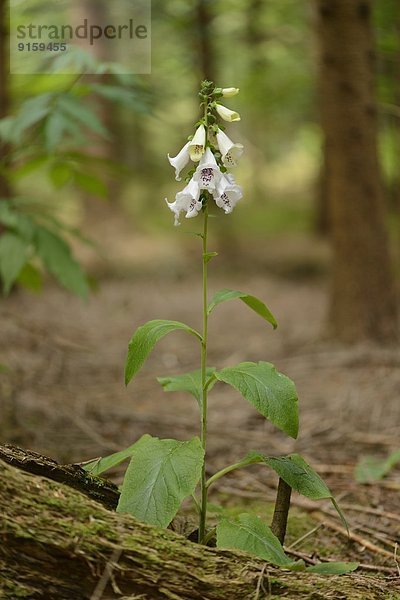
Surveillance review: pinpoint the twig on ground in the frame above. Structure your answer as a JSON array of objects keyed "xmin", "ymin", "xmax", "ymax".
[
  {"xmin": 310, "ymin": 512, "xmax": 395, "ymax": 560},
  {"xmin": 90, "ymin": 548, "xmax": 122, "ymax": 600}
]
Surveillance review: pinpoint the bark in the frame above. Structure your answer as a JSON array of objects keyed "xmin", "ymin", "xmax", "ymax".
[{"xmin": 315, "ymin": 0, "xmax": 398, "ymax": 343}]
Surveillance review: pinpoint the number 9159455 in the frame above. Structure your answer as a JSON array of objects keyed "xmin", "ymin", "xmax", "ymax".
[{"xmin": 18, "ymin": 42, "xmax": 67, "ymax": 51}]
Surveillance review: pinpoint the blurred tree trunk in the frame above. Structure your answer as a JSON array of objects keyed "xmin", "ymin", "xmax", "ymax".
[
  {"xmin": 314, "ymin": 149, "xmax": 330, "ymax": 235},
  {"xmin": 0, "ymin": 0, "xmax": 11, "ymax": 200},
  {"xmin": 195, "ymin": 0, "xmax": 216, "ymax": 83},
  {"xmin": 315, "ymin": 0, "xmax": 398, "ymax": 343}
]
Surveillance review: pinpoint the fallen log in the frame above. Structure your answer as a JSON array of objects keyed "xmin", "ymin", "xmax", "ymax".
[
  {"xmin": 0, "ymin": 454, "xmax": 397, "ymax": 599},
  {"xmin": 0, "ymin": 443, "xmax": 119, "ymax": 509}
]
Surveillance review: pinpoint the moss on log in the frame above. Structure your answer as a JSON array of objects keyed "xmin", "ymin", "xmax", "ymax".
[{"xmin": 0, "ymin": 458, "xmax": 396, "ymax": 599}]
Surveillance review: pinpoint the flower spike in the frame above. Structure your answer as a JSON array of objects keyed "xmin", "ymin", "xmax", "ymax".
[{"xmin": 165, "ymin": 82, "xmax": 243, "ymax": 223}]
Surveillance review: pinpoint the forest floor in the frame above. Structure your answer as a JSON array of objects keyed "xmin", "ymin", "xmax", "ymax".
[{"xmin": 1, "ymin": 229, "xmax": 400, "ymax": 597}]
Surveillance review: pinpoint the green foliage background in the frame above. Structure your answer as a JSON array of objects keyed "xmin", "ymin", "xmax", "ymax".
[{"xmin": 1, "ymin": 0, "xmax": 399, "ymax": 294}]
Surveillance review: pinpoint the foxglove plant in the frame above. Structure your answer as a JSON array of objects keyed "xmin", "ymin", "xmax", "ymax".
[{"xmin": 83, "ymin": 81, "xmax": 356, "ymax": 575}]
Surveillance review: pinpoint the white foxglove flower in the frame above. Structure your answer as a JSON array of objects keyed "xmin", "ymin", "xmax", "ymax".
[
  {"xmin": 193, "ymin": 147, "xmax": 222, "ymax": 191},
  {"xmin": 168, "ymin": 141, "xmax": 190, "ymax": 181},
  {"xmin": 216, "ymin": 104, "xmax": 241, "ymax": 122},
  {"xmin": 221, "ymin": 87, "xmax": 239, "ymax": 97},
  {"xmin": 214, "ymin": 173, "xmax": 243, "ymax": 214},
  {"xmin": 189, "ymin": 125, "xmax": 206, "ymax": 162},
  {"xmin": 165, "ymin": 178, "xmax": 202, "ymax": 226},
  {"xmin": 216, "ymin": 129, "xmax": 244, "ymax": 168}
]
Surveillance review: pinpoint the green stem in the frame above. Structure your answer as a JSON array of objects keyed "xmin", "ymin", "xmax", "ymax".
[
  {"xmin": 199, "ymin": 202, "xmax": 209, "ymax": 544},
  {"xmin": 205, "ymin": 456, "xmax": 262, "ymax": 490},
  {"xmin": 198, "ymin": 86, "xmax": 212, "ymax": 545}
]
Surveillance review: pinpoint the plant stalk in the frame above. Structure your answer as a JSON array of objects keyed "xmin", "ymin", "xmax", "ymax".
[
  {"xmin": 198, "ymin": 85, "xmax": 212, "ymax": 545},
  {"xmin": 199, "ymin": 202, "xmax": 209, "ymax": 544}
]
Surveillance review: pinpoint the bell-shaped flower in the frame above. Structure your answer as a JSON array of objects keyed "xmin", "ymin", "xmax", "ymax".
[
  {"xmin": 221, "ymin": 87, "xmax": 239, "ymax": 97},
  {"xmin": 165, "ymin": 178, "xmax": 202, "ymax": 226},
  {"xmin": 189, "ymin": 125, "xmax": 206, "ymax": 162},
  {"xmin": 216, "ymin": 104, "xmax": 241, "ymax": 122},
  {"xmin": 216, "ymin": 129, "xmax": 244, "ymax": 168},
  {"xmin": 213, "ymin": 173, "xmax": 243, "ymax": 214},
  {"xmin": 168, "ymin": 141, "xmax": 190, "ymax": 181},
  {"xmin": 193, "ymin": 147, "xmax": 222, "ymax": 191}
]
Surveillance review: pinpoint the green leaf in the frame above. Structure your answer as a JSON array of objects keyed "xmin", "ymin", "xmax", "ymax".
[
  {"xmin": 49, "ymin": 163, "xmax": 73, "ymax": 189},
  {"xmin": 45, "ymin": 111, "xmax": 69, "ymax": 152},
  {"xmin": 204, "ymin": 251, "xmax": 218, "ymax": 263},
  {"xmin": 264, "ymin": 454, "xmax": 348, "ymax": 530},
  {"xmin": 58, "ymin": 94, "xmax": 109, "ymax": 138},
  {"xmin": 207, "ymin": 289, "xmax": 277, "ymax": 329},
  {"xmin": 11, "ymin": 94, "xmax": 53, "ymax": 143},
  {"xmin": 306, "ymin": 562, "xmax": 358, "ymax": 575},
  {"xmin": 11, "ymin": 156, "xmax": 48, "ymax": 180},
  {"xmin": 157, "ymin": 367, "xmax": 216, "ymax": 406},
  {"xmin": 117, "ymin": 435, "xmax": 204, "ymax": 528},
  {"xmin": 82, "ymin": 442, "xmax": 139, "ymax": 476},
  {"xmin": 16, "ymin": 263, "xmax": 42, "ymax": 292},
  {"xmin": 125, "ymin": 320, "xmax": 202, "ymax": 385},
  {"xmin": 214, "ymin": 362, "xmax": 298, "ymax": 438},
  {"xmin": 0, "ymin": 204, "xmax": 34, "ymax": 240},
  {"xmin": 263, "ymin": 454, "xmax": 331, "ymax": 500},
  {"xmin": 354, "ymin": 450, "xmax": 400, "ymax": 483},
  {"xmin": 216, "ymin": 513, "xmax": 299, "ymax": 568},
  {"xmin": 90, "ymin": 84, "xmax": 150, "ymax": 113},
  {"xmin": 0, "ymin": 233, "xmax": 29, "ymax": 294},
  {"xmin": 0, "ymin": 116, "xmax": 16, "ymax": 142},
  {"xmin": 34, "ymin": 226, "xmax": 89, "ymax": 298},
  {"xmin": 74, "ymin": 171, "xmax": 107, "ymax": 198}
]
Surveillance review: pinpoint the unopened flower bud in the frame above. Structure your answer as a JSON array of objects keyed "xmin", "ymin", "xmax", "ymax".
[{"xmin": 221, "ymin": 87, "xmax": 239, "ymax": 97}]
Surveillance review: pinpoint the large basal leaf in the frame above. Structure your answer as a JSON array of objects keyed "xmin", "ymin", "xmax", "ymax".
[
  {"xmin": 34, "ymin": 226, "xmax": 89, "ymax": 299},
  {"xmin": 82, "ymin": 442, "xmax": 139, "ymax": 476},
  {"xmin": 117, "ymin": 435, "xmax": 204, "ymax": 528},
  {"xmin": 214, "ymin": 362, "xmax": 298, "ymax": 438},
  {"xmin": 264, "ymin": 454, "xmax": 347, "ymax": 530},
  {"xmin": 0, "ymin": 233, "xmax": 29, "ymax": 294},
  {"xmin": 207, "ymin": 289, "xmax": 277, "ymax": 329},
  {"xmin": 306, "ymin": 562, "xmax": 358, "ymax": 575},
  {"xmin": 125, "ymin": 320, "xmax": 201, "ymax": 385},
  {"xmin": 157, "ymin": 367, "xmax": 216, "ymax": 406},
  {"xmin": 216, "ymin": 513, "xmax": 299, "ymax": 568}
]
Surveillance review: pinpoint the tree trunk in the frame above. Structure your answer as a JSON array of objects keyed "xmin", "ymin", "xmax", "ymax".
[{"xmin": 315, "ymin": 0, "xmax": 398, "ymax": 343}]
